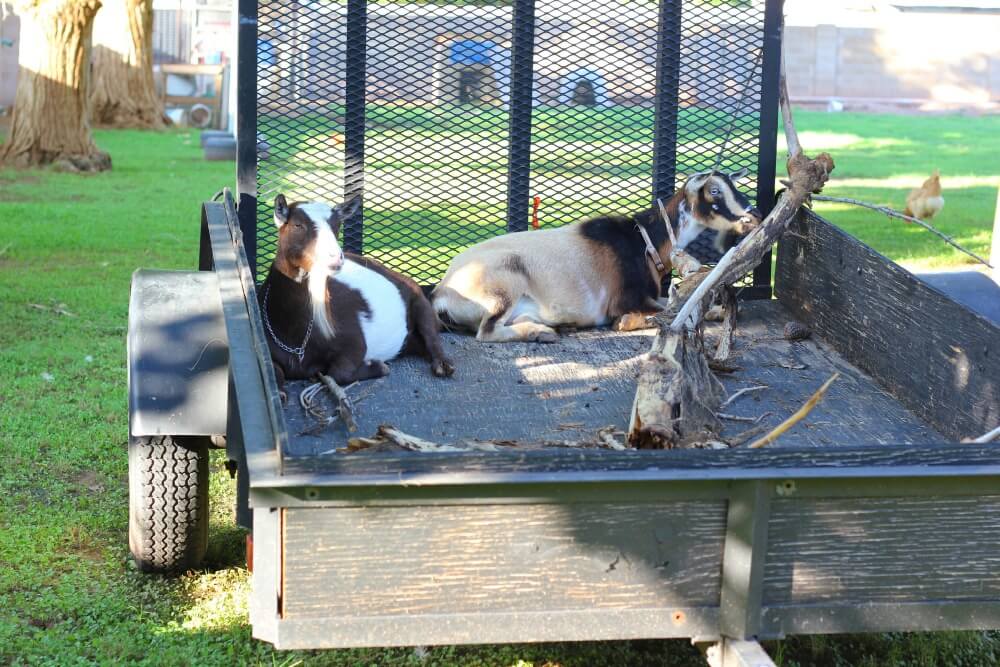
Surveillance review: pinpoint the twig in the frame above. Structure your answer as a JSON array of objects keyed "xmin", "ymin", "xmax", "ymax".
[
  {"xmin": 749, "ymin": 373, "xmax": 839, "ymax": 449},
  {"xmin": 377, "ymin": 425, "xmax": 463, "ymax": 452},
  {"xmin": 657, "ymin": 197, "xmax": 702, "ymax": 277},
  {"xmin": 810, "ymin": 194, "xmax": 993, "ymax": 269},
  {"xmin": 667, "ymin": 62, "xmax": 833, "ymax": 334},
  {"xmin": 963, "ymin": 425, "xmax": 1000, "ymax": 444},
  {"xmin": 779, "ymin": 44, "xmax": 800, "ymax": 159},
  {"xmin": 719, "ymin": 411, "xmax": 771, "ymax": 423},
  {"xmin": 318, "ymin": 373, "xmax": 358, "ymax": 432},
  {"xmin": 728, "ymin": 423, "xmax": 770, "ymax": 447},
  {"xmin": 720, "ymin": 385, "xmax": 767, "ymax": 409}
]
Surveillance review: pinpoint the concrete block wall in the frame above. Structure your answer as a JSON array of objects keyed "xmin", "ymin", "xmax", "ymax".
[{"xmin": 785, "ymin": 13, "xmax": 1000, "ymax": 106}]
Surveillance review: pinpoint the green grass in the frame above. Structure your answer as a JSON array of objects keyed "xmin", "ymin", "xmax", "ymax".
[
  {"xmin": 792, "ymin": 111, "xmax": 999, "ymax": 270},
  {"xmin": 258, "ymin": 106, "xmax": 997, "ymax": 282},
  {"xmin": 0, "ymin": 115, "xmax": 997, "ymax": 665}
]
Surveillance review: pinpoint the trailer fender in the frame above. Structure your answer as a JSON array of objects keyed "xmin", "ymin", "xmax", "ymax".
[{"xmin": 128, "ymin": 269, "xmax": 229, "ymax": 437}]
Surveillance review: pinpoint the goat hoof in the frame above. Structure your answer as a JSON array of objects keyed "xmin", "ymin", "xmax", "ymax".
[
  {"xmin": 432, "ymin": 357, "xmax": 455, "ymax": 378},
  {"xmin": 534, "ymin": 331, "xmax": 558, "ymax": 343}
]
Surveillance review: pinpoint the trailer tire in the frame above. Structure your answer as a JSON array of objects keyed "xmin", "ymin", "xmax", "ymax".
[{"xmin": 128, "ymin": 435, "xmax": 209, "ymax": 573}]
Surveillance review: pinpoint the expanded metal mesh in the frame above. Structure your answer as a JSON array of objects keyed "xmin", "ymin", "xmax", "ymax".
[{"xmin": 254, "ymin": 0, "xmax": 769, "ymax": 284}]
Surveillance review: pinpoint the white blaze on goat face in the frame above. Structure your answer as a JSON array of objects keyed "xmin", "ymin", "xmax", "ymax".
[
  {"xmin": 298, "ymin": 202, "xmax": 343, "ymax": 340},
  {"xmin": 675, "ymin": 201, "xmax": 704, "ymax": 250}
]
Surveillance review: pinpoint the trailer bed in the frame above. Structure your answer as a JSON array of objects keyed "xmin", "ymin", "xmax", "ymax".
[{"xmin": 282, "ymin": 299, "xmax": 944, "ymax": 457}]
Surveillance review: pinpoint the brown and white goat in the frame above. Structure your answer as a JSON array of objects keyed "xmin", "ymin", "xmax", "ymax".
[
  {"xmin": 259, "ymin": 195, "xmax": 454, "ymax": 388},
  {"xmin": 431, "ymin": 169, "xmax": 761, "ymax": 343}
]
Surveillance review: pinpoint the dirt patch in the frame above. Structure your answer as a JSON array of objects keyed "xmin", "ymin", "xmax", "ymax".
[
  {"xmin": 61, "ymin": 526, "xmax": 106, "ymax": 563},
  {"xmin": 72, "ymin": 469, "xmax": 105, "ymax": 494}
]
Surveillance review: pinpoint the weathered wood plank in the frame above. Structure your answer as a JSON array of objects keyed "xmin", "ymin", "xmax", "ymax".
[
  {"xmin": 763, "ymin": 495, "xmax": 1000, "ymax": 605},
  {"xmin": 760, "ymin": 601, "xmax": 1000, "ymax": 636},
  {"xmin": 775, "ymin": 209, "xmax": 1000, "ymax": 441},
  {"xmin": 274, "ymin": 444, "xmax": 1000, "ymax": 486},
  {"xmin": 269, "ymin": 607, "xmax": 721, "ymax": 648},
  {"xmin": 281, "ymin": 502, "xmax": 727, "ymax": 618}
]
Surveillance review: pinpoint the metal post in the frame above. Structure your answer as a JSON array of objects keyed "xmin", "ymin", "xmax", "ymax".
[
  {"xmin": 652, "ymin": 0, "xmax": 682, "ymax": 201},
  {"xmin": 504, "ymin": 0, "xmax": 537, "ymax": 233},
  {"xmin": 750, "ymin": 0, "xmax": 784, "ymax": 298},
  {"xmin": 236, "ymin": 0, "xmax": 259, "ymax": 280},
  {"xmin": 342, "ymin": 0, "xmax": 368, "ymax": 254},
  {"xmin": 991, "ymin": 187, "xmax": 999, "ymax": 279},
  {"xmin": 719, "ymin": 480, "xmax": 771, "ymax": 640}
]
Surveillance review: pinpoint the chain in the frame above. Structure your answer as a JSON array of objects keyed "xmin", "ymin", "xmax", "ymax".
[{"xmin": 262, "ymin": 284, "xmax": 313, "ymax": 362}]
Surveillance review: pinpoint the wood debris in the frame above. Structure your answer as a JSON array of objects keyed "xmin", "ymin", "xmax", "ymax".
[
  {"xmin": 318, "ymin": 373, "xmax": 358, "ymax": 432},
  {"xmin": 963, "ymin": 425, "xmax": 1000, "ymax": 444},
  {"xmin": 749, "ymin": 372, "xmax": 839, "ymax": 449},
  {"xmin": 627, "ymin": 41, "xmax": 835, "ymax": 449},
  {"xmin": 783, "ymin": 321, "xmax": 811, "ymax": 341},
  {"xmin": 719, "ymin": 385, "xmax": 767, "ymax": 409}
]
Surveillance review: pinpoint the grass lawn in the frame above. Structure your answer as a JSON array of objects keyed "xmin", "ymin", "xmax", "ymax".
[{"xmin": 0, "ymin": 115, "xmax": 997, "ymax": 666}]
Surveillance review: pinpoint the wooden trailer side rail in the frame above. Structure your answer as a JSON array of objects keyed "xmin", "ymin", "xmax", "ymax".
[{"xmin": 776, "ymin": 209, "xmax": 999, "ymax": 441}]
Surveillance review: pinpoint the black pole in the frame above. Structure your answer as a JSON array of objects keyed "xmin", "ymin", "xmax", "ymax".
[
  {"xmin": 652, "ymin": 0, "xmax": 682, "ymax": 202},
  {"xmin": 236, "ymin": 0, "xmax": 259, "ymax": 279},
  {"xmin": 504, "ymin": 0, "xmax": 536, "ymax": 233},
  {"xmin": 342, "ymin": 0, "xmax": 368, "ymax": 254},
  {"xmin": 750, "ymin": 0, "xmax": 784, "ymax": 298}
]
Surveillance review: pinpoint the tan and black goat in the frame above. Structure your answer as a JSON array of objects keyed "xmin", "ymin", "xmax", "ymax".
[{"xmin": 431, "ymin": 169, "xmax": 761, "ymax": 343}]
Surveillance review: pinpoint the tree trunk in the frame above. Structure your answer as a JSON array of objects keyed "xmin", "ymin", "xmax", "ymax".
[
  {"xmin": 89, "ymin": 0, "xmax": 166, "ymax": 128},
  {"xmin": 0, "ymin": 0, "xmax": 111, "ymax": 171}
]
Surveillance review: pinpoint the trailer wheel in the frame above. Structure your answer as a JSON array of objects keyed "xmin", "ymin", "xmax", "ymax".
[{"xmin": 128, "ymin": 435, "xmax": 209, "ymax": 573}]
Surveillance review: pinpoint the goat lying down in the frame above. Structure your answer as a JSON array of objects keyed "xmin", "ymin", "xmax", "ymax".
[
  {"xmin": 432, "ymin": 169, "xmax": 761, "ymax": 343},
  {"xmin": 260, "ymin": 195, "xmax": 454, "ymax": 389}
]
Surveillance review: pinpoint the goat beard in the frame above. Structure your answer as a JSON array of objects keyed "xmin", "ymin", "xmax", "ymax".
[{"xmin": 307, "ymin": 266, "xmax": 337, "ymax": 339}]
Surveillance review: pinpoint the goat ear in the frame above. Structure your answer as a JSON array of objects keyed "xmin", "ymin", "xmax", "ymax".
[
  {"xmin": 728, "ymin": 167, "xmax": 750, "ymax": 182},
  {"xmin": 338, "ymin": 196, "xmax": 362, "ymax": 221},
  {"xmin": 274, "ymin": 194, "xmax": 290, "ymax": 227}
]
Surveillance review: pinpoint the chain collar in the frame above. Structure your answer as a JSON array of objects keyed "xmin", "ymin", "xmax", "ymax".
[{"xmin": 262, "ymin": 284, "xmax": 313, "ymax": 362}]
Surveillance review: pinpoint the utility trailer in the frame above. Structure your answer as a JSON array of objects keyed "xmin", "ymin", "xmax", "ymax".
[{"xmin": 127, "ymin": 0, "xmax": 1000, "ymax": 661}]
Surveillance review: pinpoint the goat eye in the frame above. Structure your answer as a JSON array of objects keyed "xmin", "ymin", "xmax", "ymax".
[{"xmin": 709, "ymin": 187, "xmax": 720, "ymax": 196}]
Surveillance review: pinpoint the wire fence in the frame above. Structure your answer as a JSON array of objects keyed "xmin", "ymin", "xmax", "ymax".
[{"xmin": 250, "ymin": 0, "xmax": 777, "ymax": 287}]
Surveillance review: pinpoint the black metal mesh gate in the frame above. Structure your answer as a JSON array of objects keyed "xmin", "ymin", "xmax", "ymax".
[{"xmin": 239, "ymin": 0, "xmax": 781, "ymax": 292}]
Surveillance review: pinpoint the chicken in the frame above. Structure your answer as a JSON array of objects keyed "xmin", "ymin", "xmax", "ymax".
[{"xmin": 904, "ymin": 170, "xmax": 944, "ymax": 220}]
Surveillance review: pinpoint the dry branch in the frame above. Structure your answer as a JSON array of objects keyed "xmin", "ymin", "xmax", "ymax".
[
  {"xmin": 748, "ymin": 373, "xmax": 839, "ymax": 449},
  {"xmin": 810, "ymin": 194, "xmax": 993, "ymax": 269},
  {"xmin": 628, "ymin": 46, "xmax": 834, "ymax": 449},
  {"xmin": 657, "ymin": 197, "xmax": 703, "ymax": 277},
  {"xmin": 963, "ymin": 425, "xmax": 1000, "ymax": 444},
  {"xmin": 712, "ymin": 286, "xmax": 738, "ymax": 362},
  {"xmin": 318, "ymin": 373, "xmax": 358, "ymax": 432},
  {"xmin": 628, "ymin": 329, "xmax": 725, "ymax": 449},
  {"xmin": 720, "ymin": 385, "xmax": 768, "ymax": 409}
]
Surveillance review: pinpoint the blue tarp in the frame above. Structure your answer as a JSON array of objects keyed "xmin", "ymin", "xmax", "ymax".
[{"xmin": 449, "ymin": 40, "xmax": 495, "ymax": 65}]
